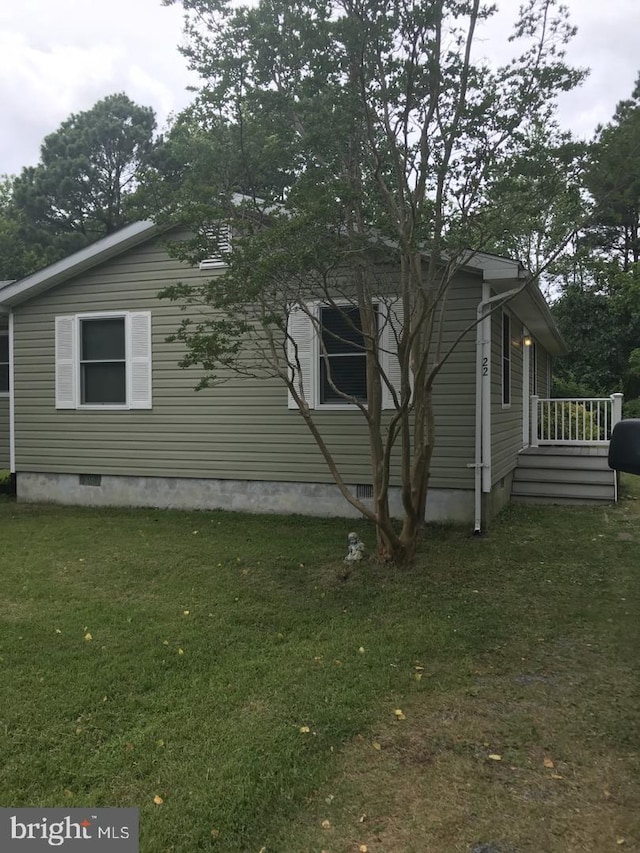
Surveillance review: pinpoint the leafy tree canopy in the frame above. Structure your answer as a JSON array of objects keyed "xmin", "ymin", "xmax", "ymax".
[
  {"xmin": 154, "ymin": 0, "xmax": 584, "ymax": 562},
  {"xmin": 12, "ymin": 93, "xmax": 157, "ymax": 242},
  {"xmin": 584, "ymin": 73, "xmax": 640, "ymax": 271}
]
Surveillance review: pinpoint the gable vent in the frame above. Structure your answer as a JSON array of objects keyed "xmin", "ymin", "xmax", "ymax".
[{"xmin": 199, "ymin": 223, "xmax": 231, "ymax": 269}]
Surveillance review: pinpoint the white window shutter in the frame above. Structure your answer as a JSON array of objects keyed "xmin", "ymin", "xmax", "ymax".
[
  {"xmin": 128, "ymin": 311, "xmax": 152, "ymax": 409},
  {"xmin": 287, "ymin": 305, "xmax": 315, "ymax": 409},
  {"xmin": 381, "ymin": 299, "xmax": 406, "ymax": 409},
  {"xmin": 55, "ymin": 315, "xmax": 76, "ymax": 409}
]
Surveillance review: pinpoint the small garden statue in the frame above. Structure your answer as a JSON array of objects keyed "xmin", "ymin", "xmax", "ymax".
[{"xmin": 344, "ymin": 532, "xmax": 365, "ymax": 563}]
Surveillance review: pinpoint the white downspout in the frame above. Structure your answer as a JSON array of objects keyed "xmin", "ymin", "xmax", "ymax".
[
  {"xmin": 9, "ymin": 309, "xmax": 15, "ymax": 473},
  {"xmin": 473, "ymin": 283, "xmax": 524, "ymax": 534},
  {"xmin": 472, "ymin": 286, "xmax": 489, "ymax": 533}
]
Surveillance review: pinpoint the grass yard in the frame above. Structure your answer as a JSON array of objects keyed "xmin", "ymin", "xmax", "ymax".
[{"xmin": 0, "ymin": 483, "xmax": 639, "ymax": 853}]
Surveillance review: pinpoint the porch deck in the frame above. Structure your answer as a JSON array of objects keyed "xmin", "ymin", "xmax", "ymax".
[{"xmin": 511, "ymin": 395, "xmax": 621, "ymax": 506}]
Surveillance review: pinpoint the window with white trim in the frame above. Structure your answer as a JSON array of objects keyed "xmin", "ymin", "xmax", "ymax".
[
  {"xmin": 0, "ymin": 331, "xmax": 8, "ymax": 394},
  {"xmin": 55, "ymin": 311, "xmax": 152, "ymax": 410},
  {"xmin": 287, "ymin": 300, "xmax": 403, "ymax": 410},
  {"xmin": 502, "ymin": 310, "xmax": 511, "ymax": 407},
  {"xmin": 80, "ymin": 316, "xmax": 126, "ymax": 404},
  {"xmin": 319, "ymin": 304, "xmax": 373, "ymax": 404}
]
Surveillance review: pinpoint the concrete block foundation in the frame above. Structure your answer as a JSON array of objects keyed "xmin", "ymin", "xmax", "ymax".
[{"xmin": 16, "ymin": 471, "xmax": 476, "ymax": 524}]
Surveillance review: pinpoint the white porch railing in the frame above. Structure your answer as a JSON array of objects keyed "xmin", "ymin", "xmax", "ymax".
[{"xmin": 530, "ymin": 394, "xmax": 623, "ymax": 447}]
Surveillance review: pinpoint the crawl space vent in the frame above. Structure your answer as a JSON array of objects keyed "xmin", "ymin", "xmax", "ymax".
[
  {"xmin": 355, "ymin": 484, "xmax": 373, "ymax": 499},
  {"xmin": 79, "ymin": 474, "xmax": 102, "ymax": 487}
]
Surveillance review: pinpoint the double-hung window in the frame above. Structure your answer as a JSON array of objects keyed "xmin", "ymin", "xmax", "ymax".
[
  {"xmin": 287, "ymin": 300, "xmax": 403, "ymax": 410},
  {"xmin": 0, "ymin": 331, "xmax": 8, "ymax": 394},
  {"xmin": 55, "ymin": 311, "xmax": 152, "ymax": 410},
  {"xmin": 80, "ymin": 316, "xmax": 126, "ymax": 404},
  {"xmin": 319, "ymin": 305, "xmax": 372, "ymax": 404}
]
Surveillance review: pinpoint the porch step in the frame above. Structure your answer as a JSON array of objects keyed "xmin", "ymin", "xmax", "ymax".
[{"xmin": 511, "ymin": 447, "xmax": 616, "ymax": 505}]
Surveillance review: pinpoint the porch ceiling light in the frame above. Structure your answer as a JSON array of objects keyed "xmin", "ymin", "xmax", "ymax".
[{"xmin": 522, "ymin": 334, "xmax": 533, "ymax": 347}]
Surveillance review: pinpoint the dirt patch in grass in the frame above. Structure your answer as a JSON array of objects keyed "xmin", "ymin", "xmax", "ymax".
[{"xmin": 284, "ymin": 647, "xmax": 640, "ymax": 852}]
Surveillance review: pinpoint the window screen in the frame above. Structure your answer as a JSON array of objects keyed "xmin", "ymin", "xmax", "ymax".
[
  {"xmin": 0, "ymin": 333, "xmax": 8, "ymax": 393},
  {"xmin": 80, "ymin": 317, "xmax": 126, "ymax": 404},
  {"xmin": 320, "ymin": 306, "xmax": 371, "ymax": 404}
]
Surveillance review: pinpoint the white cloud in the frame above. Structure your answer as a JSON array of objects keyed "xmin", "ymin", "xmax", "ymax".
[
  {"xmin": 0, "ymin": 0, "xmax": 637, "ymax": 177},
  {"xmin": 0, "ymin": 0, "xmax": 194, "ymax": 175}
]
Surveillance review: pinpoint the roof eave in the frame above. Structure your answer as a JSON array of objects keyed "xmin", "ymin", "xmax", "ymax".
[
  {"xmin": 484, "ymin": 275, "xmax": 566, "ymax": 356},
  {"xmin": 0, "ymin": 220, "xmax": 165, "ymax": 307}
]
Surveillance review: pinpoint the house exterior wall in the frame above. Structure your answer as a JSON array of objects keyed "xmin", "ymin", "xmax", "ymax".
[
  {"xmin": 536, "ymin": 345, "xmax": 552, "ymax": 397},
  {"xmin": 11, "ymin": 236, "xmax": 482, "ymax": 516},
  {"xmin": 491, "ymin": 307, "xmax": 524, "ymax": 486}
]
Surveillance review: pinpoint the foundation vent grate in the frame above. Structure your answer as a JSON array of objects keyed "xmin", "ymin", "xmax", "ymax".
[
  {"xmin": 355, "ymin": 484, "xmax": 373, "ymax": 499},
  {"xmin": 79, "ymin": 474, "xmax": 102, "ymax": 487}
]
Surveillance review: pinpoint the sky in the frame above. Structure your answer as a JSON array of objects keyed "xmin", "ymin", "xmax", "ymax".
[{"xmin": 0, "ymin": 0, "xmax": 638, "ymax": 177}]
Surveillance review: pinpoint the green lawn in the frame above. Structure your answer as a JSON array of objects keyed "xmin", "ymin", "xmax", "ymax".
[{"xmin": 0, "ymin": 486, "xmax": 639, "ymax": 852}]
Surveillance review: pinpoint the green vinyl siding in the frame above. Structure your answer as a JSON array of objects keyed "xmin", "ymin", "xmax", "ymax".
[
  {"xmin": 12, "ymin": 236, "xmax": 481, "ymax": 490},
  {"xmin": 491, "ymin": 308, "xmax": 524, "ymax": 485}
]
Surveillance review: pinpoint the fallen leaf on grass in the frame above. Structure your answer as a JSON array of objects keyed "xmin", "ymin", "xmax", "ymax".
[
  {"xmin": 372, "ymin": 741, "xmax": 382, "ymax": 751},
  {"xmin": 543, "ymin": 757, "xmax": 555, "ymax": 768},
  {"xmin": 183, "ymin": 610, "xmax": 190, "ymax": 615},
  {"xmin": 488, "ymin": 754, "xmax": 502, "ymax": 761},
  {"xmin": 358, "ymin": 646, "xmax": 365, "ymax": 654},
  {"xmin": 394, "ymin": 709, "xmax": 406, "ymax": 720},
  {"xmin": 550, "ymin": 773, "xmax": 564, "ymax": 780},
  {"xmin": 153, "ymin": 795, "xmax": 164, "ymax": 805},
  {"xmin": 299, "ymin": 726, "xmax": 310, "ymax": 733},
  {"xmin": 359, "ymin": 846, "xmax": 368, "ymax": 852},
  {"xmin": 84, "ymin": 633, "xmax": 92, "ymax": 642},
  {"xmin": 178, "ymin": 648, "xmax": 184, "ymax": 655},
  {"xmin": 321, "ymin": 819, "xmax": 331, "ymax": 829},
  {"xmin": 617, "ymin": 838, "xmax": 626, "ymax": 846}
]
